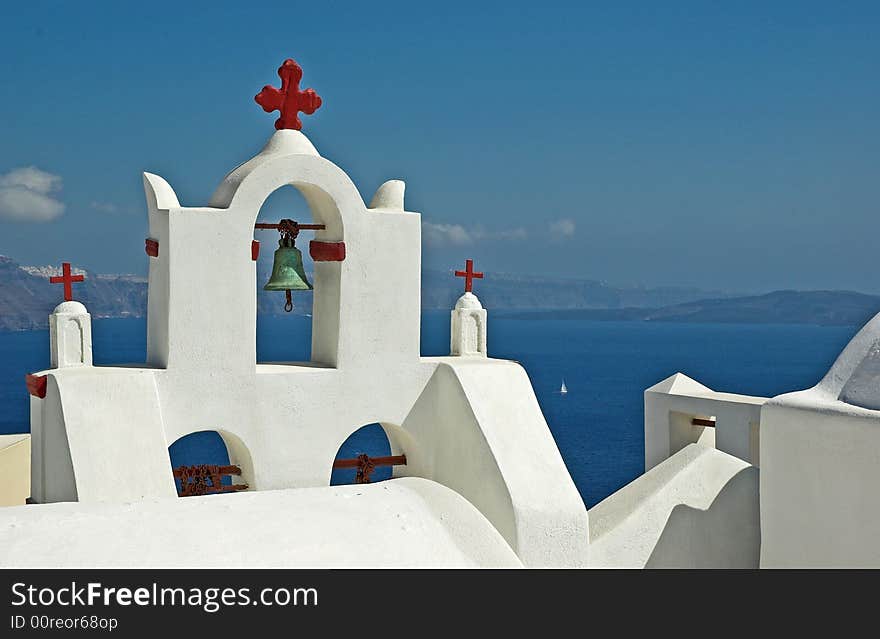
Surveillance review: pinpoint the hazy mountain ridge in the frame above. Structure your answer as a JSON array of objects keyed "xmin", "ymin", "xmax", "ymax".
[
  {"xmin": 1, "ymin": 256, "xmax": 874, "ymax": 330},
  {"xmin": 0, "ymin": 256, "xmax": 147, "ymax": 331},
  {"xmin": 420, "ymin": 269, "xmax": 733, "ymax": 311},
  {"xmin": 500, "ymin": 290, "xmax": 880, "ymax": 327}
]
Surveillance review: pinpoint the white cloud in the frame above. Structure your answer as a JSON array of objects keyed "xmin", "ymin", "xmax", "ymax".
[
  {"xmin": 423, "ymin": 222, "xmax": 528, "ymax": 247},
  {"xmin": 423, "ymin": 222, "xmax": 475, "ymax": 246},
  {"xmin": 549, "ymin": 218, "xmax": 576, "ymax": 239},
  {"xmin": 0, "ymin": 167, "xmax": 65, "ymax": 222},
  {"xmin": 90, "ymin": 200, "xmax": 118, "ymax": 213},
  {"xmin": 490, "ymin": 227, "xmax": 528, "ymax": 241}
]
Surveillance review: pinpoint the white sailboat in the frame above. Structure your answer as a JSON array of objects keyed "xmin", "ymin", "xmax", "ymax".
[{"xmin": 560, "ymin": 379, "xmax": 568, "ymax": 395}]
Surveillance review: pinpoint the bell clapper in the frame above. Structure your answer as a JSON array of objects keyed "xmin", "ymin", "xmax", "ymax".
[{"xmin": 285, "ymin": 290, "xmax": 293, "ymax": 313}]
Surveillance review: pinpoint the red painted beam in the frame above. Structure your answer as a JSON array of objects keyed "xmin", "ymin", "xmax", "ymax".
[
  {"xmin": 251, "ymin": 240, "xmax": 260, "ymax": 261},
  {"xmin": 25, "ymin": 374, "xmax": 47, "ymax": 399},
  {"xmin": 145, "ymin": 238, "xmax": 159, "ymax": 258},
  {"xmin": 310, "ymin": 240, "xmax": 346, "ymax": 262}
]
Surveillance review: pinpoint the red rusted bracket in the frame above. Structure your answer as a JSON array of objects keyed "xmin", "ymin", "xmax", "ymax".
[
  {"xmin": 333, "ymin": 454, "xmax": 407, "ymax": 484},
  {"xmin": 25, "ymin": 374, "xmax": 47, "ymax": 399},
  {"xmin": 310, "ymin": 241, "xmax": 345, "ymax": 262},
  {"xmin": 145, "ymin": 238, "xmax": 159, "ymax": 257},
  {"xmin": 251, "ymin": 240, "xmax": 260, "ymax": 261},
  {"xmin": 256, "ymin": 220, "xmax": 329, "ymax": 257},
  {"xmin": 172, "ymin": 464, "xmax": 248, "ymax": 497}
]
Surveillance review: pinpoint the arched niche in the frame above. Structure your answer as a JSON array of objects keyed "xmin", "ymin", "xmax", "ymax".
[
  {"xmin": 168, "ymin": 429, "xmax": 254, "ymax": 495},
  {"xmin": 215, "ymin": 150, "xmax": 364, "ymax": 368},
  {"xmin": 255, "ymin": 186, "xmax": 315, "ymax": 362},
  {"xmin": 330, "ymin": 422, "xmax": 416, "ymax": 485}
]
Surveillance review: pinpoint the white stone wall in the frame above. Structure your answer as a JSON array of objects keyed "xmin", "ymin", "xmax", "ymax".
[
  {"xmin": 589, "ymin": 445, "xmax": 760, "ymax": 568},
  {"xmin": 0, "ymin": 478, "xmax": 522, "ymax": 568},
  {"xmin": 24, "ymin": 129, "xmax": 590, "ymax": 567},
  {"xmin": 759, "ymin": 311, "xmax": 880, "ymax": 567},
  {"xmin": 645, "ymin": 373, "xmax": 766, "ymax": 470}
]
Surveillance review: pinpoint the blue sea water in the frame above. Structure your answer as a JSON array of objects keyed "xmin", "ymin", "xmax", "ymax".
[{"xmin": 0, "ymin": 313, "xmax": 857, "ymax": 507}]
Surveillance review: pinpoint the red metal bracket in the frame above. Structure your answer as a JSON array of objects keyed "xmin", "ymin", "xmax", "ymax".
[
  {"xmin": 310, "ymin": 240, "xmax": 346, "ymax": 262},
  {"xmin": 251, "ymin": 240, "xmax": 260, "ymax": 261},
  {"xmin": 333, "ymin": 454, "xmax": 406, "ymax": 484},
  {"xmin": 25, "ymin": 374, "xmax": 47, "ymax": 399},
  {"xmin": 172, "ymin": 464, "xmax": 249, "ymax": 497},
  {"xmin": 145, "ymin": 239, "xmax": 159, "ymax": 258}
]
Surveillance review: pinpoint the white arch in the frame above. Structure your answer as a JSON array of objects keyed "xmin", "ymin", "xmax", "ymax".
[
  {"xmin": 168, "ymin": 429, "xmax": 255, "ymax": 492},
  {"xmin": 328, "ymin": 421, "xmax": 419, "ymax": 485},
  {"xmin": 209, "ymin": 132, "xmax": 368, "ymax": 243}
]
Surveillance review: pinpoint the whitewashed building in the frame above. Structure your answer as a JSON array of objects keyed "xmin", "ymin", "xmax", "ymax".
[{"xmin": 1, "ymin": 59, "xmax": 878, "ymax": 568}]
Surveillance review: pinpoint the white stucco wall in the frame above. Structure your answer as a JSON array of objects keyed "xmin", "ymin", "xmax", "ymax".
[
  {"xmin": 22, "ymin": 128, "xmax": 589, "ymax": 568},
  {"xmin": 645, "ymin": 373, "xmax": 766, "ymax": 470},
  {"xmin": 0, "ymin": 435, "xmax": 30, "ymax": 507},
  {"xmin": 400, "ymin": 359, "xmax": 590, "ymax": 567},
  {"xmin": 0, "ymin": 478, "xmax": 521, "ymax": 568},
  {"xmin": 761, "ymin": 395, "xmax": 880, "ymax": 567},
  {"xmin": 589, "ymin": 444, "xmax": 760, "ymax": 568},
  {"xmin": 759, "ymin": 311, "xmax": 880, "ymax": 567}
]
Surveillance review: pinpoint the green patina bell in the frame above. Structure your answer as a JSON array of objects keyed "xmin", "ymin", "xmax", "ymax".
[{"xmin": 264, "ymin": 237, "xmax": 312, "ymax": 312}]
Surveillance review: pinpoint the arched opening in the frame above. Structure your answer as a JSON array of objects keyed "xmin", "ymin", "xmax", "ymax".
[
  {"xmin": 331, "ymin": 423, "xmax": 409, "ymax": 485},
  {"xmin": 255, "ymin": 186, "xmax": 315, "ymax": 363},
  {"xmin": 168, "ymin": 430, "xmax": 253, "ymax": 497}
]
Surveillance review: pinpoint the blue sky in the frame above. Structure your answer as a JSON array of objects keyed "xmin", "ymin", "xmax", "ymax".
[{"xmin": 0, "ymin": 1, "xmax": 877, "ymax": 293}]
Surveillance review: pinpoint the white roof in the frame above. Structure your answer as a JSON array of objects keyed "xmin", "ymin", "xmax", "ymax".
[{"xmin": 0, "ymin": 477, "xmax": 521, "ymax": 568}]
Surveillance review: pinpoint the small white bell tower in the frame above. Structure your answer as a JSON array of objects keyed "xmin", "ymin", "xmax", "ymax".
[
  {"xmin": 450, "ymin": 259, "xmax": 487, "ymax": 357},
  {"xmin": 49, "ymin": 301, "xmax": 93, "ymax": 368},
  {"xmin": 451, "ymin": 292, "xmax": 487, "ymax": 357},
  {"xmin": 46, "ymin": 262, "xmax": 92, "ymax": 368}
]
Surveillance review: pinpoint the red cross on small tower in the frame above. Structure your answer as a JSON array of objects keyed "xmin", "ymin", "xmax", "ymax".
[
  {"xmin": 255, "ymin": 58, "xmax": 322, "ymax": 131},
  {"xmin": 49, "ymin": 262, "xmax": 85, "ymax": 301},
  {"xmin": 455, "ymin": 259, "xmax": 484, "ymax": 293}
]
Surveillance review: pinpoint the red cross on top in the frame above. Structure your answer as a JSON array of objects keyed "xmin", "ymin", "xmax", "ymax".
[
  {"xmin": 455, "ymin": 259, "xmax": 484, "ymax": 293},
  {"xmin": 255, "ymin": 58, "xmax": 322, "ymax": 131},
  {"xmin": 49, "ymin": 262, "xmax": 85, "ymax": 301}
]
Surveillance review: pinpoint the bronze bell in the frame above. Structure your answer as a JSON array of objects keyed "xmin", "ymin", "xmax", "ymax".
[{"xmin": 264, "ymin": 236, "xmax": 312, "ymax": 312}]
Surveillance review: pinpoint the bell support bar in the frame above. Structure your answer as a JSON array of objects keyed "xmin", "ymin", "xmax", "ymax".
[
  {"xmin": 254, "ymin": 220, "xmax": 345, "ymax": 263},
  {"xmin": 254, "ymin": 221, "xmax": 325, "ymax": 232}
]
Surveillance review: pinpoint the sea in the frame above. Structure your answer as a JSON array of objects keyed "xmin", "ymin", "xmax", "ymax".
[{"xmin": 0, "ymin": 313, "xmax": 857, "ymax": 507}]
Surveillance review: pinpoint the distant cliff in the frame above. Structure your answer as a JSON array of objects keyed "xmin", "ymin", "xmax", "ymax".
[
  {"xmin": 0, "ymin": 256, "xmax": 730, "ymax": 331},
  {"xmin": 500, "ymin": 290, "xmax": 880, "ymax": 327},
  {"xmin": 2, "ymin": 255, "xmax": 875, "ymax": 331},
  {"xmin": 419, "ymin": 269, "xmax": 730, "ymax": 311},
  {"xmin": 0, "ymin": 256, "xmax": 147, "ymax": 331}
]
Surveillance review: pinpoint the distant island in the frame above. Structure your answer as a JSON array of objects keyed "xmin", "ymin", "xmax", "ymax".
[
  {"xmin": 1, "ymin": 254, "xmax": 878, "ymax": 330},
  {"xmin": 498, "ymin": 290, "xmax": 880, "ymax": 327}
]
